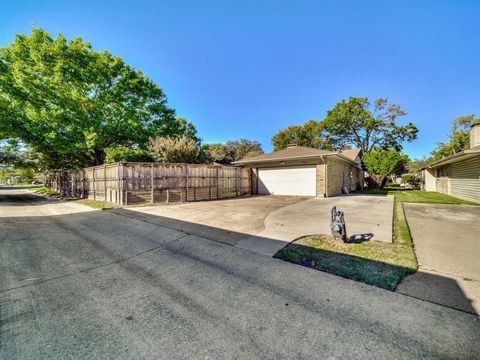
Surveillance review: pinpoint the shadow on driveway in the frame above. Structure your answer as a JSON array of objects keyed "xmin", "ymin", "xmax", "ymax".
[
  {"xmin": 111, "ymin": 207, "xmax": 478, "ymax": 315},
  {"xmin": 0, "ymin": 187, "xmax": 476, "ymax": 315},
  {"xmin": 1, "ymin": 190, "xmax": 480, "ymax": 358}
]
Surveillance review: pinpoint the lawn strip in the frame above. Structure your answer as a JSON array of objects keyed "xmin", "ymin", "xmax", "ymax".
[
  {"xmin": 76, "ymin": 199, "xmax": 116, "ymax": 210},
  {"xmin": 275, "ymin": 190, "xmax": 424, "ymax": 290}
]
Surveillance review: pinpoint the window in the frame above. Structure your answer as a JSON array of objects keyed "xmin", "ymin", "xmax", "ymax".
[{"xmin": 437, "ymin": 167, "xmax": 449, "ymax": 177}]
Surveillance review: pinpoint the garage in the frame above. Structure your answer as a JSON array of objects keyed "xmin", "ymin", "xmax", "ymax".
[
  {"xmin": 258, "ymin": 166, "xmax": 316, "ymax": 196},
  {"xmin": 233, "ymin": 145, "xmax": 363, "ymax": 197}
]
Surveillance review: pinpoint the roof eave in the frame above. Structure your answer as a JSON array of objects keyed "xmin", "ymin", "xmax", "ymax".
[
  {"xmin": 232, "ymin": 153, "xmax": 336, "ymax": 165},
  {"xmin": 427, "ymin": 149, "xmax": 480, "ymax": 168},
  {"xmin": 233, "ymin": 152, "xmax": 357, "ymax": 166},
  {"xmin": 324, "ymin": 153, "xmax": 358, "ymax": 165}
]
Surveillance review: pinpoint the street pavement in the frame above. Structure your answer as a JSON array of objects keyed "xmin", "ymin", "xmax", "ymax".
[{"xmin": 1, "ymin": 187, "xmax": 479, "ymax": 359}]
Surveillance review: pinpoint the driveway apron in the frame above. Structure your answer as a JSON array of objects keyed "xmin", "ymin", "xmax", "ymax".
[{"xmin": 397, "ymin": 203, "xmax": 480, "ymax": 315}]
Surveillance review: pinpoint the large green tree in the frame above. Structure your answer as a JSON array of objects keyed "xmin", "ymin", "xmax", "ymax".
[
  {"xmin": 431, "ymin": 115, "xmax": 478, "ymax": 160},
  {"xmin": 362, "ymin": 149, "xmax": 409, "ymax": 188},
  {"xmin": 321, "ymin": 97, "xmax": 418, "ymax": 153},
  {"xmin": 148, "ymin": 136, "xmax": 204, "ymax": 163},
  {"xmin": 272, "ymin": 120, "xmax": 335, "ymax": 151},
  {"xmin": 271, "ymin": 98, "xmax": 417, "ymax": 152},
  {"xmin": 203, "ymin": 139, "xmax": 263, "ymax": 164},
  {"xmin": 0, "ymin": 142, "xmax": 17, "ymax": 165},
  {"xmin": 0, "ymin": 28, "xmax": 196, "ymax": 170}
]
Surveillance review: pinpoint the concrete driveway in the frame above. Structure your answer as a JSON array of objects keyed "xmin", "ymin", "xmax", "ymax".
[
  {"xmin": 130, "ymin": 194, "xmax": 394, "ymax": 256},
  {"xmin": 397, "ymin": 203, "xmax": 480, "ymax": 315},
  {"xmin": 1, "ymin": 187, "xmax": 479, "ymax": 359},
  {"xmin": 125, "ymin": 195, "xmax": 306, "ymax": 246}
]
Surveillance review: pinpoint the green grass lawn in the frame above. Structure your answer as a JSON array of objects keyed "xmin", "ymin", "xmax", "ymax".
[
  {"xmin": 32, "ymin": 187, "xmax": 115, "ymax": 209},
  {"xmin": 1, "ymin": 183, "xmax": 44, "ymax": 189},
  {"xmin": 275, "ymin": 187, "xmax": 476, "ymax": 290},
  {"xmin": 365, "ymin": 186, "xmax": 479, "ymax": 205},
  {"xmin": 76, "ymin": 199, "xmax": 116, "ymax": 210},
  {"xmin": 35, "ymin": 187, "xmax": 60, "ymax": 196}
]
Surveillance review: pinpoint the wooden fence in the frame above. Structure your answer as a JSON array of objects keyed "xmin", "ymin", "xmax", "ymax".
[{"xmin": 46, "ymin": 162, "xmax": 252, "ymax": 205}]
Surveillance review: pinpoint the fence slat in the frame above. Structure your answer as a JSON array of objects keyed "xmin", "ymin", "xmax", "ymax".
[{"xmin": 46, "ymin": 162, "xmax": 251, "ymax": 206}]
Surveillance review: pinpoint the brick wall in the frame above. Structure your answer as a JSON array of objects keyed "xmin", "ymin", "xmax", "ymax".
[
  {"xmin": 316, "ymin": 163, "xmax": 326, "ymax": 197},
  {"xmin": 326, "ymin": 158, "xmax": 353, "ymax": 196}
]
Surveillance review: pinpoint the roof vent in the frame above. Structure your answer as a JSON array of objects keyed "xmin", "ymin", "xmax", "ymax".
[{"xmin": 286, "ymin": 144, "xmax": 297, "ymax": 148}]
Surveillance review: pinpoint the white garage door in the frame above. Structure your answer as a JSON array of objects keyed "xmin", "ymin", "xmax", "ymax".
[{"xmin": 258, "ymin": 166, "xmax": 316, "ymax": 196}]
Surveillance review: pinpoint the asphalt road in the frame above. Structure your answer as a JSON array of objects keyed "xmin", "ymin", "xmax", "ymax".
[{"xmin": 1, "ymin": 187, "xmax": 479, "ymax": 359}]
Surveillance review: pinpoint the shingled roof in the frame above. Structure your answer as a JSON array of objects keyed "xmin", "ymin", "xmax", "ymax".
[
  {"xmin": 233, "ymin": 145, "xmax": 356, "ymax": 165},
  {"xmin": 339, "ymin": 148, "xmax": 361, "ymax": 161}
]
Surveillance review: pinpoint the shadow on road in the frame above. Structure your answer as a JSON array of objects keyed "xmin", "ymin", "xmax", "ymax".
[
  {"xmin": 0, "ymin": 188, "xmax": 477, "ymax": 316},
  {"xmin": 0, "ymin": 186, "xmax": 51, "ymax": 206}
]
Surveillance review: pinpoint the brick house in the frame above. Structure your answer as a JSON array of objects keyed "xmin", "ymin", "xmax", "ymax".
[{"xmin": 233, "ymin": 145, "xmax": 363, "ymax": 197}]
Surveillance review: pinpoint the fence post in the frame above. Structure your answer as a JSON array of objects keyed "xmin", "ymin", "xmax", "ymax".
[
  {"xmin": 104, "ymin": 165, "xmax": 107, "ymax": 202},
  {"xmin": 151, "ymin": 163, "xmax": 154, "ymax": 203},
  {"xmin": 119, "ymin": 164, "xmax": 123, "ymax": 205},
  {"xmin": 216, "ymin": 166, "xmax": 220, "ymax": 199},
  {"xmin": 67, "ymin": 172, "xmax": 71, "ymax": 196},
  {"xmin": 124, "ymin": 164, "xmax": 128, "ymax": 206},
  {"xmin": 92, "ymin": 168, "xmax": 96, "ymax": 200},
  {"xmin": 72, "ymin": 173, "xmax": 76, "ymax": 197},
  {"xmin": 82, "ymin": 170, "xmax": 86, "ymax": 198},
  {"xmin": 185, "ymin": 163, "xmax": 189, "ymax": 202}
]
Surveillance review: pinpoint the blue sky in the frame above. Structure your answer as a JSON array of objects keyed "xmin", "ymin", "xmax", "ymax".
[{"xmin": 1, "ymin": 0, "xmax": 479, "ymax": 158}]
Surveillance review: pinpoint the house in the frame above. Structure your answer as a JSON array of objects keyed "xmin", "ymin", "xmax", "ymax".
[
  {"xmin": 233, "ymin": 145, "xmax": 363, "ymax": 197},
  {"xmin": 422, "ymin": 120, "xmax": 480, "ymax": 203}
]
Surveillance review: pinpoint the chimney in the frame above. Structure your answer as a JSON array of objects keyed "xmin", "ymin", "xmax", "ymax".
[{"xmin": 470, "ymin": 120, "xmax": 480, "ymax": 149}]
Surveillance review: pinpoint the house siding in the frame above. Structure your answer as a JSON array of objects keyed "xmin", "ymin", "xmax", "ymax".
[
  {"xmin": 424, "ymin": 168, "xmax": 436, "ymax": 191},
  {"xmin": 435, "ymin": 169, "xmax": 450, "ymax": 195},
  {"xmin": 450, "ymin": 157, "xmax": 480, "ymax": 203}
]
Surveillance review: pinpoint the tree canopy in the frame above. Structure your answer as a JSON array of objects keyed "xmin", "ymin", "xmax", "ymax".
[
  {"xmin": 148, "ymin": 136, "xmax": 204, "ymax": 164},
  {"xmin": 0, "ymin": 28, "xmax": 196, "ymax": 170},
  {"xmin": 203, "ymin": 139, "xmax": 263, "ymax": 164},
  {"xmin": 322, "ymin": 97, "xmax": 417, "ymax": 153},
  {"xmin": 271, "ymin": 120, "xmax": 335, "ymax": 151},
  {"xmin": 362, "ymin": 149, "xmax": 409, "ymax": 188},
  {"xmin": 406, "ymin": 157, "xmax": 433, "ymax": 173},
  {"xmin": 431, "ymin": 115, "xmax": 478, "ymax": 160},
  {"xmin": 271, "ymin": 98, "xmax": 417, "ymax": 152},
  {"xmin": 0, "ymin": 141, "xmax": 19, "ymax": 166}
]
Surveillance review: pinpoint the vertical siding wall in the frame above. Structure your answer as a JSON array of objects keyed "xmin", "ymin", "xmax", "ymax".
[
  {"xmin": 449, "ymin": 157, "xmax": 480, "ymax": 203},
  {"xmin": 46, "ymin": 163, "xmax": 252, "ymax": 205},
  {"xmin": 424, "ymin": 168, "xmax": 436, "ymax": 191}
]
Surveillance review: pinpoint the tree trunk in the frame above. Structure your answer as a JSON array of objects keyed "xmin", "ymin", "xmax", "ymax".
[
  {"xmin": 92, "ymin": 149, "xmax": 105, "ymax": 166},
  {"xmin": 365, "ymin": 174, "xmax": 386, "ymax": 189}
]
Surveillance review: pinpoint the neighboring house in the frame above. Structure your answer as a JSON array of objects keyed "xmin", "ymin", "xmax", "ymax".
[
  {"xmin": 233, "ymin": 145, "xmax": 363, "ymax": 197},
  {"xmin": 422, "ymin": 121, "xmax": 480, "ymax": 203}
]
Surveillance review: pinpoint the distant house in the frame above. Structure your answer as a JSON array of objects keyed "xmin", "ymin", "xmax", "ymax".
[
  {"xmin": 422, "ymin": 120, "xmax": 480, "ymax": 203},
  {"xmin": 233, "ymin": 145, "xmax": 363, "ymax": 197}
]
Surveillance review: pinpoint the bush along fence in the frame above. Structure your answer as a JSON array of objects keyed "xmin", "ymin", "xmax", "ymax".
[{"xmin": 45, "ymin": 162, "xmax": 253, "ymax": 205}]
